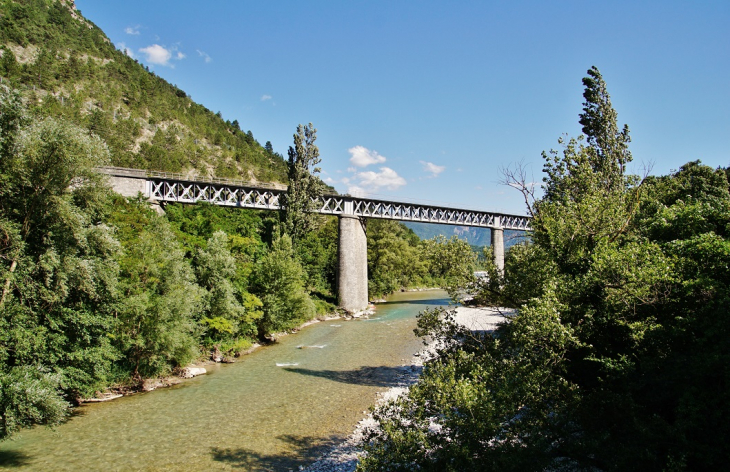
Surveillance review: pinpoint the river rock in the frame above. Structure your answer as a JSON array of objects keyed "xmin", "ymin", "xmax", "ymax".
[
  {"xmin": 180, "ymin": 367, "xmax": 207, "ymax": 379},
  {"xmin": 81, "ymin": 392, "xmax": 123, "ymax": 403},
  {"xmin": 211, "ymin": 346, "xmax": 223, "ymax": 363},
  {"xmin": 142, "ymin": 379, "xmax": 164, "ymax": 391}
]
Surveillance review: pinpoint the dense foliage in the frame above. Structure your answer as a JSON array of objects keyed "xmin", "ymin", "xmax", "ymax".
[
  {"xmin": 0, "ymin": 83, "xmax": 473, "ymax": 440},
  {"xmin": 0, "ymin": 0, "xmax": 287, "ymax": 182},
  {"xmin": 367, "ymin": 220, "xmax": 477, "ymax": 298},
  {"xmin": 359, "ymin": 67, "xmax": 730, "ymax": 471}
]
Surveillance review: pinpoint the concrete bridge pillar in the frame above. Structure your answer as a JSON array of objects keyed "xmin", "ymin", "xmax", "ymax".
[
  {"xmin": 337, "ymin": 203, "xmax": 368, "ymax": 313},
  {"xmin": 491, "ymin": 217, "xmax": 505, "ymax": 274}
]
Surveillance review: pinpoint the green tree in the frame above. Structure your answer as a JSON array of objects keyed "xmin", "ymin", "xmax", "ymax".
[
  {"xmin": 281, "ymin": 123, "xmax": 325, "ymax": 245},
  {"xmin": 196, "ymin": 231, "xmax": 262, "ymax": 345},
  {"xmin": 578, "ymin": 65, "xmax": 632, "ymax": 187},
  {"xmin": 295, "ymin": 216, "xmax": 338, "ymax": 295},
  {"xmin": 251, "ymin": 235, "xmax": 315, "ymax": 336},
  {"xmin": 361, "ymin": 67, "xmax": 730, "ymax": 471},
  {"xmin": 421, "ymin": 235, "xmax": 477, "ymax": 296},
  {"xmin": 0, "ymin": 48, "xmax": 19, "ymax": 79},
  {"xmin": 0, "ymin": 366, "xmax": 69, "ymax": 441},
  {"xmin": 0, "ymin": 85, "xmax": 120, "ymax": 439},
  {"xmin": 367, "ymin": 220, "xmax": 426, "ymax": 297},
  {"xmin": 111, "ymin": 198, "xmax": 204, "ymax": 379}
]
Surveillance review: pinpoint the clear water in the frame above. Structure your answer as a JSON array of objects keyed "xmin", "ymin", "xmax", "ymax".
[{"xmin": 0, "ymin": 290, "xmax": 450, "ymax": 471}]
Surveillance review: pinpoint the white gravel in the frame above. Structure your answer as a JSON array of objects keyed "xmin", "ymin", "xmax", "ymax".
[{"xmin": 301, "ymin": 305, "xmax": 510, "ymax": 472}]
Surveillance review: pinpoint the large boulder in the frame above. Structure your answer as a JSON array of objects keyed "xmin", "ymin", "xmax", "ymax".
[{"xmin": 180, "ymin": 367, "xmax": 207, "ymax": 379}]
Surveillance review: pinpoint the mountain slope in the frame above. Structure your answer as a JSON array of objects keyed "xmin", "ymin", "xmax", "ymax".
[
  {"xmin": 403, "ymin": 221, "xmax": 528, "ymax": 248},
  {"xmin": 0, "ymin": 0, "xmax": 288, "ymax": 183}
]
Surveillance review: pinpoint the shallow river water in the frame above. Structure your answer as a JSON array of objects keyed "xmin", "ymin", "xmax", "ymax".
[{"xmin": 0, "ymin": 290, "xmax": 450, "ymax": 471}]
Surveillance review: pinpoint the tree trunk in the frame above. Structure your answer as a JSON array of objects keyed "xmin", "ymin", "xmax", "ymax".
[{"xmin": 0, "ymin": 259, "xmax": 18, "ymax": 308}]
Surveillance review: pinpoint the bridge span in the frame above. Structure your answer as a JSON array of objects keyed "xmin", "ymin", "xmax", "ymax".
[{"xmin": 99, "ymin": 167, "xmax": 531, "ymax": 312}]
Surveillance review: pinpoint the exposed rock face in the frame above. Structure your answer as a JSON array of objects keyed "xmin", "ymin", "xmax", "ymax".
[{"xmin": 180, "ymin": 367, "xmax": 207, "ymax": 379}]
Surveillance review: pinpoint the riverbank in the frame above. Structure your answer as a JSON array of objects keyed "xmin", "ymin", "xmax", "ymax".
[
  {"xmin": 83, "ymin": 309, "xmax": 373, "ymax": 402},
  {"xmin": 302, "ymin": 304, "xmax": 511, "ymax": 472},
  {"xmin": 0, "ymin": 291, "xmax": 440, "ymax": 471}
]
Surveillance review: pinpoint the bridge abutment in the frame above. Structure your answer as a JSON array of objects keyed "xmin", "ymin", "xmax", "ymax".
[{"xmin": 337, "ymin": 213, "xmax": 369, "ymax": 313}]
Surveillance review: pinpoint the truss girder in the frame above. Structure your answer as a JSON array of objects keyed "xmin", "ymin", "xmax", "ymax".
[
  {"xmin": 150, "ymin": 179, "xmax": 284, "ymax": 210},
  {"xmin": 149, "ymin": 178, "xmax": 531, "ymax": 230}
]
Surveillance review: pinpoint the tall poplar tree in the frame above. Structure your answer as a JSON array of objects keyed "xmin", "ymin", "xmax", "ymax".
[{"xmin": 280, "ymin": 123, "xmax": 324, "ymax": 245}]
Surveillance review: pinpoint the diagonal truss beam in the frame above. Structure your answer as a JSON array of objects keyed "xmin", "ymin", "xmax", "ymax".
[{"xmin": 147, "ymin": 177, "xmax": 531, "ymax": 230}]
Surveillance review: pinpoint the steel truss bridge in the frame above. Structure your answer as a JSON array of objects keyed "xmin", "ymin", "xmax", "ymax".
[
  {"xmin": 145, "ymin": 174, "xmax": 532, "ymax": 231},
  {"xmin": 99, "ymin": 166, "xmax": 531, "ymax": 312}
]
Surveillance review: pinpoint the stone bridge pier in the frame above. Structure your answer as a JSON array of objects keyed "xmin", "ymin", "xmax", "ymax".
[
  {"xmin": 337, "ymin": 212, "xmax": 508, "ymax": 313},
  {"xmin": 490, "ymin": 216, "xmax": 505, "ymax": 274},
  {"xmin": 337, "ymin": 203, "xmax": 369, "ymax": 313}
]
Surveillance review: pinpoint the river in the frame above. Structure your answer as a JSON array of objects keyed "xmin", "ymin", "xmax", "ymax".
[{"xmin": 0, "ymin": 290, "xmax": 450, "ymax": 471}]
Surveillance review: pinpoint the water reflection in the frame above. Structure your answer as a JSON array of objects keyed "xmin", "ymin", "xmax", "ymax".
[
  {"xmin": 374, "ymin": 296, "xmax": 452, "ymax": 306},
  {"xmin": 283, "ymin": 365, "xmax": 421, "ymax": 387},
  {"xmin": 0, "ymin": 450, "xmax": 31, "ymax": 468},
  {"xmin": 210, "ymin": 434, "xmax": 340, "ymax": 471}
]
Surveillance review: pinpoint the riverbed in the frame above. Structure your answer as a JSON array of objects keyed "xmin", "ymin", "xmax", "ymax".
[{"xmin": 0, "ymin": 290, "xmax": 451, "ymax": 471}]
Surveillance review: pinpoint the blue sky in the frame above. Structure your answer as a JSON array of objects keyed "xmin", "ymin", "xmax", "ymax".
[{"xmin": 76, "ymin": 1, "xmax": 729, "ymax": 215}]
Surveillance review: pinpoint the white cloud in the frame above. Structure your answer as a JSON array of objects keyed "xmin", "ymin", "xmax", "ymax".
[
  {"xmin": 347, "ymin": 186, "xmax": 367, "ymax": 197},
  {"xmin": 139, "ymin": 44, "xmax": 186, "ymax": 67},
  {"xmin": 348, "ymin": 167, "xmax": 406, "ymax": 195},
  {"xmin": 125, "ymin": 25, "xmax": 141, "ymax": 35},
  {"xmin": 261, "ymin": 95, "xmax": 272, "ymax": 101},
  {"xmin": 348, "ymin": 145, "xmax": 387, "ymax": 167},
  {"xmin": 420, "ymin": 160, "xmax": 446, "ymax": 177},
  {"xmin": 196, "ymin": 49, "xmax": 212, "ymax": 63},
  {"xmin": 139, "ymin": 44, "xmax": 172, "ymax": 66},
  {"xmin": 117, "ymin": 42, "xmax": 135, "ymax": 59}
]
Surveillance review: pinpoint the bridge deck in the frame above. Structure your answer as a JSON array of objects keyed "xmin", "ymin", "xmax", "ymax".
[{"xmin": 99, "ymin": 167, "xmax": 531, "ymax": 231}]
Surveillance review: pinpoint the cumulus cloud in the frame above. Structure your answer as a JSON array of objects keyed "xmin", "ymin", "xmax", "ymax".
[
  {"xmin": 261, "ymin": 94, "xmax": 272, "ymax": 101},
  {"xmin": 420, "ymin": 160, "xmax": 446, "ymax": 177},
  {"xmin": 348, "ymin": 167, "xmax": 407, "ymax": 195},
  {"xmin": 139, "ymin": 44, "xmax": 172, "ymax": 65},
  {"xmin": 348, "ymin": 186, "xmax": 367, "ymax": 197},
  {"xmin": 348, "ymin": 145, "xmax": 387, "ymax": 168},
  {"xmin": 125, "ymin": 25, "xmax": 141, "ymax": 35},
  {"xmin": 139, "ymin": 44, "xmax": 186, "ymax": 67},
  {"xmin": 117, "ymin": 42, "xmax": 135, "ymax": 59},
  {"xmin": 196, "ymin": 49, "xmax": 212, "ymax": 63}
]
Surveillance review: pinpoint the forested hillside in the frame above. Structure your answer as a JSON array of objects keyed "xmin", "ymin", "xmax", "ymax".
[{"xmin": 0, "ymin": 0, "xmax": 287, "ymax": 182}]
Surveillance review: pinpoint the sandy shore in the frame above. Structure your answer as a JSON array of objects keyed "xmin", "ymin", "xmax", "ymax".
[{"xmin": 302, "ymin": 305, "xmax": 511, "ymax": 472}]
